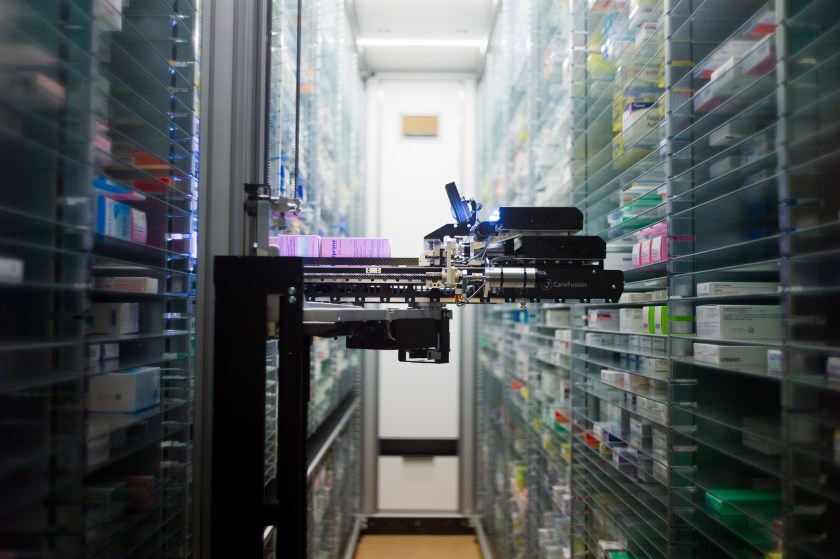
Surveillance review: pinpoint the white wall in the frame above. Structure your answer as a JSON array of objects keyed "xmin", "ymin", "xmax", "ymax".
[{"xmin": 365, "ymin": 76, "xmax": 477, "ymax": 511}]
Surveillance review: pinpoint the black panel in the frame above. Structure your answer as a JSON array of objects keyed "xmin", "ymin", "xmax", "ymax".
[
  {"xmin": 498, "ymin": 206, "xmax": 584, "ymax": 231},
  {"xmin": 379, "ymin": 438, "xmax": 459, "ymax": 456}
]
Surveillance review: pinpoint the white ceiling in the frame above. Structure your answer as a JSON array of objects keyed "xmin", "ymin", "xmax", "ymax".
[{"xmin": 350, "ymin": 0, "xmax": 496, "ymax": 73}]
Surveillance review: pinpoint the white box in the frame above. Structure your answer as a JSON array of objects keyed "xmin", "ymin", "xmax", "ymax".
[
  {"xmin": 96, "ymin": 0, "xmax": 124, "ymax": 32},
  {"xmin": 88, "ymin": 434, "xmax": 110, "ymax": 467},
  {"xmin": 742, "ymin": 416, "xmax": 781, "ymax": 455},
  {"xmin": 94, "ymin": 277, "xmax": 159, "ymax": 294},
  {"xmin": 632, "ymin": 242, "xmax": 642, "ymax": 267},
  {"xmin": 696, "ymin": 281, "xmax": 778, "ymax": 297},
  {"xmin": 88, "ymin": 367, "xmax": 160, "ymax": 412},
  {"xmin": 709, "ymin": 120, "xmax": 752, "ymax": 147},
  {"xmin": 642, "ymin": 306, "xmax": 654, "ymax": 333},
  {"xmin": 88, "ymin": 344, "xmax": 102, "ymax": 365},
  {"xmin": 640, "ymin": 239, "xmax": 652, "ymax": 266},
  {"xmin": 0, "ymin": 255, "xmax": 24, "ymax": 283},
  {"xmin": 742, "ymin": 134, "xmax": 774, "ymax": 165},
  {"xmin": 320, "ymin": 237, "xmax": 391, "ymax": 258},
  {"xmin": 709, "ymin": 155, "xmax": 741, "ymax": 178},
  {"xmin": 711, "ymin": 58, "xmax": 758, "ymax": 96},
  {"xmin": 546, "ymin": 309, "xmax": 571, "ymax": 327},
  {"xmin": 628, "ymin": 335, "xmax": 641, "ymax": 352},
  {"xmin": 91, "ymin": 303, "xmax": 139, "ymax": 335},
  {"xmin": 653, "ymin": 460, "xmax": 668, "ymax": 484},
  {"xmin": 827, "ymin": 357, "xmax": 840, "ymax": 383},
  {"xmin": 620, "ymin": 308, "xmax": 645, "ymax": 333},
  {"xmin": 642, "ymin": 357, "xmax": 669, "ymax": 379},
  {"xmin": 693, "ymin": 343, "xmax": 768, "ymax": 366},
  {"xmin": 767, "ymin": 349, "xmax": 783, "ymax": 376},
  {"xmin": 652, "ymin": 337, "xmax": 667, "ymax": 355},
  {"xmin": 622, "ymin": 101, "xmax": 659, "ymax": 145},
  {"xmin": 696, "ymin": 305, "xmax": 782, "ymax": 339},
  {"xmin": 268, "ymin": 235, "xmax": 321, "ymax": 257},
  {"xmin": 588, "ymin": 310, "xmax": 620, "ymax": 331},
  {"xmin": 742, "ymin": 35, "xmax": 775, "ymax": 75},
  {"xmin": 101, "ymin": 343, "xmax": 120, "ymax": 360},
  {"xmin": 694, "ymin": 39, "xmax": 756, "ymax": 79}
]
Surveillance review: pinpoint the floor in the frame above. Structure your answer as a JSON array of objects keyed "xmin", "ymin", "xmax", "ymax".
[{"xmin": 353, "ymin": 535, "xmax": 483, "ymax": 559}]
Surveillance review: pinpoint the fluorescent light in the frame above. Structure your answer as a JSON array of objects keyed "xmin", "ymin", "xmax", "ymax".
[{"xmin": 356, "ymin": 38, "xmax": 484, "ymax": 47}]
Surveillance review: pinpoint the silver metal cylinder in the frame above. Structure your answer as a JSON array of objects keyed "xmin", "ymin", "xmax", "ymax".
[{"xmin": 484, "ymin": 267, "xmax": 539, "ymax": 289}]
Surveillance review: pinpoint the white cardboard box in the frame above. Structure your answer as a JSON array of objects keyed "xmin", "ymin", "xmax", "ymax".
[
  {"xmin": 693, "ymin": 343, "xmax": 768, "ymax": 366},
  {"xmin": 696, "ymin": 305, "xmax": 782, "ymax": 339},
  {"xmin": 88, "ymin": 367, "xmax": 160, "ymax": 412},
  {"xmin": 0, "ymin": 256, "xmax": 24, "ymax": 283},
  {"xmin": 91, "ymin": 302, "xmax": 139, "ymax": 335},
  {"xmin": 620, "ymin": 308, "xmax": 645, "ymax": 333},
  {"xmin": 696, "ymin": 281, "xmax": 778, "ymax": 297},
  {"xmin": 94, "ymin": 277, "xmax": 159, "ymax": 294}
]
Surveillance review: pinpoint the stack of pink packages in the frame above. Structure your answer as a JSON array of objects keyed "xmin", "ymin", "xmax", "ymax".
[{"xmin": 268, "ymin": 235, "xmax": 391, "ymax": 258}]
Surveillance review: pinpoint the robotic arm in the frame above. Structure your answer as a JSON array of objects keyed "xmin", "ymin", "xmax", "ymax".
[{"xmin": 299, "ymin": 183, "xmax": 624, "ymax": 363}]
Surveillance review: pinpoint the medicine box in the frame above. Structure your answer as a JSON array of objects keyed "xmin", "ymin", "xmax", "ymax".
[
  {"xmin": 709, "ymin": 120, "xmax": 752, "ymax": 147},
  {"xmin": 546, "ymin": 309, "xmax": 571, "ymax": 327},
  {"xmin": 742, "ymin": 35, "xmax": 775, "ymax": 75},
  {"xmin": 709, "ymin": 155, "xmax": 741, "ymax": 179},
  {"xmin": 696, "ymin": 281, "xmax": 778, "ymax": 297},
  {"xmin": 639, "ymin": 239, "xmax": 652, "ymax": 266},
  {"xmin": 827, "ymin": 356, "xmax": 840, "ymax": 383},
  {"xmin": 588, "ymin": 310, "xmax": 620, "ymax": 331},
  {"xmin": 693, "ymin": 343, "xmax": 768, "ymax": 366},
  {"xmin": 95, "ymin": 196, "xmax": 147, "ymax": 244},
  {"xmin": 652, "ymin": 336, "xmax": 667, "ymax": 355},
  {"xmin": 653, "ymin": 460, "xmax": 668, "ymax": 484},
  {"xmin": 704, "ymin": 489, "xmax": 781, "ymax": 517},
  {"xmin": 90, "ymin": 302, "xmax": 139, "ymax": 335},
  {"xmin": 652, "ymin": 428, "xmax": 668, "ymax": 462},
  {"xmin": 94, "ymin": 277, "xmax": 158, "ymax": 294},
  {"xmin": 767, "ymin": 349, "xmax": 783, "ymax": 375},
  {"xmin": 268, "ymin": 235, "xmax": 321, "ymax": 257},
  {"xmin": 0, "ymin": 255, "xmax": 24, "ymax": 283},
  {"xmin": 694, "ymin": 39, "xmax": 757, "ymax": 79},
  {"xmin": 101, "ymin": 343, "xmax": 120, "ymax": 360},
  {"xmin": 650, "ymin": 235, "xmax": 668, "ymax": 263},
  {"xmin": 88, "ymin": 367, "xmax": 160, "ymax": 412},
  {"xmin": 696, "ymin": 305, "xmax": 782, "ymax": 339},
  {"xmin": 742, "ymin": 416, "xmax": 781, "ymax": 455},
  {"xmin": 320, "ymin": 237, "xmax": 391, "ymax": 258},
  {"xmin": 619, "ymin": 308, "xmax": 645, "ymax": 333},
  {"xmin": 631, "ymin": 242, "xmax": 642, "ymax": 267}
]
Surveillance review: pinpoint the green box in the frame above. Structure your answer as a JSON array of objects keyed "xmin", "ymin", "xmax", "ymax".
[{"xmin": 704, "ymin": 489, "xmax": 781, "ymax": 517}]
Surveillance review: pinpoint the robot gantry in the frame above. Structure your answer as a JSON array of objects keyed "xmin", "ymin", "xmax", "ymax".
[{"xmin": 299, "ymin": 183, "xmax": 625, "ymax": 363}]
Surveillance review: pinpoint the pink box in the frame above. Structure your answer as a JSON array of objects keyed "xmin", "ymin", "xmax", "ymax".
[
  {"xmin": 269, "ymin": 235, "xmax": 321, "ymax": 256},
  {"xmin": 650, "ymin": 235, "xmax": 668, "ymax": 263},
  {"xmin": 130, "ymin": 208, "xmax": 146, "ymax": 244},
  {"xmin": 632, "ymin": 242, "xmax": 642, "ymax": 267},
  {"xmin": 639, "ymin": 239, "xmax": 652, "ymax": 266},
  {"xmin": 320, "ymin": 237, "xmax": 391, "ymax": 258}
]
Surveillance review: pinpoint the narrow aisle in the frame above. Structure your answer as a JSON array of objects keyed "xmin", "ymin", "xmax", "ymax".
[{"xmin": 353, "ymin": 535, "xmax": 482, "ymax": 559}]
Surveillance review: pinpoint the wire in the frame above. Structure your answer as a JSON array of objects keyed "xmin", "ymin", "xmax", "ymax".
[{"xmin": 457, "ymin": 281, "xmax": 486, "ymax": 307}]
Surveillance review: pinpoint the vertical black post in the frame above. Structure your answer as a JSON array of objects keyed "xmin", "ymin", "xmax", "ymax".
[
  {"xmin": 273, "ymin": 265, "xmax": 308, "ymax": 558},
  {"xmin": 211, "ymin": 257, "xmax": 307, "ymax": 558}
]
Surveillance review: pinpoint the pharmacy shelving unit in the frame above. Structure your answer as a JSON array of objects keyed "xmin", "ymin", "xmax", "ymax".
[
  {"xmin": 262, "ymin": 1, "xmax": 365, "ymax": 557},
  {"xmin": 477, "ymin": 0, "xmax": 840, "ymax": 558},
  {"xmin": 477, "ymin": 306, "xmax": 534, "ymax": 559},
  {"xmin": 778, "ymin": 1, "xmax": 840, "ymax": 557},
  {"xmin": 0, "ymin": 0, "xmax": 199, "ymax": 557}
]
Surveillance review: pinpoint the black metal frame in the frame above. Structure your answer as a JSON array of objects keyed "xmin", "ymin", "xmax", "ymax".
[{"xmin": 211, "ymin": 256, "xmax": 308, "ymax": 558}]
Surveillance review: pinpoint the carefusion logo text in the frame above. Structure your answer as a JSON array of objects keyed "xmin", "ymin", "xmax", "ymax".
[
  {"xmin": 554, "ymin": 281, "xmax": 588, "ymax": 288},
  {"xmin": 331, "ymin": 240, "xmax": 338, "ymax": 257}
]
